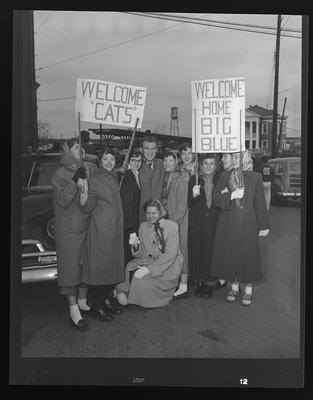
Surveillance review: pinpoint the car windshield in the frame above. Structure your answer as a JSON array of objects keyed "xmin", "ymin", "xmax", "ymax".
[
  {"xmin": 26, "ymin": 161, "xmax": 61, "ymax": 187},
  {"xmin": 289, "ymin": 162, "xmax": 301, "ymax": 173}
]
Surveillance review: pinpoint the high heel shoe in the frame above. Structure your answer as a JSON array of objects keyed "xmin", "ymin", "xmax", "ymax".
[
  {"xmin": 87, "ymin": 300, "xmax": 114, "ymax": 322},
  {"xmin": 102, "ymin": 297, "xmax": 123, "ymax": 315},
  {"xmin": 195, "ymin": 282, "xmax": 204, "ymax": 296},
  {"xmin": 202, "ymin": 284, "xmax": 213, "ymax": 299}
]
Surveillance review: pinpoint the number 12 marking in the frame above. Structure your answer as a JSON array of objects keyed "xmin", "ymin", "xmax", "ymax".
[{"xmin": 240, "ymin": 378, "xmax": 248, "ymax": 385}]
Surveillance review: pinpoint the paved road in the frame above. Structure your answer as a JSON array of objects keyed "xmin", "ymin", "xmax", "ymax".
[{"xmin": 21, "ymin": 202, "xmax": 302, "ymax": 358}]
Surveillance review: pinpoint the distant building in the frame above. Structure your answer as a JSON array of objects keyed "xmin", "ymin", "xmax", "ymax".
[
  {"xmin": 245, "ymin": 104, "xmax": 288, "ymax": 153},
  {"xmin": 285, "ymin": 136, "xmax": 301, "ymax": 155}
]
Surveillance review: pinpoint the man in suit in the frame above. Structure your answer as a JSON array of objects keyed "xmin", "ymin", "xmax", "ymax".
[{"xmin": 138, "ymin": 135, "xmax": 165, "ymax": 223}]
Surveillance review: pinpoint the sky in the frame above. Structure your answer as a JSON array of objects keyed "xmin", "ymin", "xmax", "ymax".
[{"xmin": 34, "ymin": 11, "xmax": 303, "ymax": 140}]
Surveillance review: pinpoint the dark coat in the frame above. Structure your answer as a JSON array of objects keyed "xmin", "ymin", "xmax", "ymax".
[
  {"xmin": 210, "ymin": 170, "xmax": 270, "ymax": 283},
  {"xmin": 188, "ymin": 172, "xmax": 221, "ymax": 281},
  {"xmin": 138, "ymin": 158, "xmax": 165, "ymax": 222},
  {"xmin": 52, "ymin": 162, "xmax": 97, "ymax": 287},
  {"xmin": 81, "ymin": 168, "xmax": 124, "ymax": 285},
  {"xmin": 118, "ymin": 169, "xmax": 141, "ymax": 232},
  {"xmin": 118, "ymin": 169, "xmax": 141, "ymax": 267}
]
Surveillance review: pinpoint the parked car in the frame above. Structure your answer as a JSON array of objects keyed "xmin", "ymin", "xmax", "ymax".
[
  {"xmin": 22, "ymin": 152, "xmax": 98, "ymax": 284},
  {"xmin": 268, "ymin": 157, "xmax": 301, "ymax": 204}
]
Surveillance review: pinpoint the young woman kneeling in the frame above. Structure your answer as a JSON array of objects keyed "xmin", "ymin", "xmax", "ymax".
[{"xmin": 115, "ymin": 199, "xmax": 183, "ymax": 308}]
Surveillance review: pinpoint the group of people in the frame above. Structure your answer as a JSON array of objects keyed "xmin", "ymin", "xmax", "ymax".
[{"xmin": 52, "ymin": 134, "xmax": 270, "ymax": 332}]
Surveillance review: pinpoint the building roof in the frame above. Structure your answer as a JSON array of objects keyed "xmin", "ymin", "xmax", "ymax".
[{"xmin": 247, "ymin": 104, "xmax": 282, "ymax": 118}]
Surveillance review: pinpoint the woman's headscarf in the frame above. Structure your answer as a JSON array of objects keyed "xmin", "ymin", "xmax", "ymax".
[
  {"xmin": 153, "ymin": 199, "xmax": 167, "ymax": 253},
  {"xmin": 229, "ymin": 150, "xmax": 253, "ymax": 207},
  {"xmin": 145, "ymin": 199, "xmax": 167, "ymax": 254},
  {"xmin": 60, "ymin": 141, "xmax": 81, "ymax": 172}
]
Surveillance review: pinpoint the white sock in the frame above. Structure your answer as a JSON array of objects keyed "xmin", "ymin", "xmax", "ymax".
[
  {"xmin": 219, "ymin": 279, "xmax": 226, "ymax": 285},
  {"xmin": 70, "ymin": 304, "xmax": 83, "ymax": 325},
  {"xmin": 231, "ymin": 283, "xmax": 239, "ymax": 292},
  {"xmin": 78, "ymin": 297, "xmax": 90, "ymax": 311},
  {"xmin": 174, "ymin": 283, "xmax": 188, "ymax": 296},
  {"xmin": 245, "ymin": 286, "xmax": 253, "ymax": 295}
]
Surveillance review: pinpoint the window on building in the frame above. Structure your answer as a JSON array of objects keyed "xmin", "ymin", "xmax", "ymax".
[
  {"xmin": 252, "ymin": 121, "xmax": 257, "ymax": 134},
  {"xmin": 252, "ymin": 140, "xmax": 256, "ymax": 149},
  {"xmin": 263, "ymin": 123, "xmax": 268, "ymax": 134},
  {"xmin": 262, "ymin": 140, "xmax": 268, "ymax": 149},
  {"xmin": 245, "ymin": 140, "xmax": 250, "ymax": 149}
]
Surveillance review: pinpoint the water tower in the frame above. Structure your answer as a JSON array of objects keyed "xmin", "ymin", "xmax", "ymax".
[{"xmin": 169, "ymin": 106, "xmax": 179, "ymax": 136}]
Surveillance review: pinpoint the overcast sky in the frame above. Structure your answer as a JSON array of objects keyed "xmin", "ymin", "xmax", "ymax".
[{"xmin": 34, "ymin": 11, "xmax": 302, "ymax": 140}]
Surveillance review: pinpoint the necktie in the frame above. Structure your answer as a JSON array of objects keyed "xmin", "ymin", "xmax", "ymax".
[{"xmin": 133, "ymin": 171, "xmax": 141, "ymax": 189}]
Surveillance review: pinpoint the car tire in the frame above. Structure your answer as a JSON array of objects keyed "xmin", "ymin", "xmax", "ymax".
[{"xmin": 46, "ymin": 217, "xmax": 55, "ymax": 240}]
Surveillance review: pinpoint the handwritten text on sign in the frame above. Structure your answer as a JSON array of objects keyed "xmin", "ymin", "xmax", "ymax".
[
  {"xmin": 75, "ymin": 79, "xmax": 146, "ymax": 128},
  {"xmin": 191, "ymin": 77, "xmax": 245, "ymax": 153}
]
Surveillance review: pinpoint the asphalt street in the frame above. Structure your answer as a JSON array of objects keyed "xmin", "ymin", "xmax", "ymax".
[{"xmin": 21, "ymin": 201, "xmax": 302, "ymax": 358}]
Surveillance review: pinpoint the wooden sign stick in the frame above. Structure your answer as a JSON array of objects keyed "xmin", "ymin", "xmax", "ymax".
[{"xmin": 119, "ymin": 117, "xmax": 140, "ymax": 190}]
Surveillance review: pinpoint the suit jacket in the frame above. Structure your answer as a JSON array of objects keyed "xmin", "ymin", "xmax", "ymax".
[{"xmin": 138, "ymin": 158, "xmax": 165, "ymax": 222}]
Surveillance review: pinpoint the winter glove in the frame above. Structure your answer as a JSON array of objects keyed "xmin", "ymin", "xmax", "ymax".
[{"xmin": 72, "ymin": 167, "xmax": 87, "ymax": 183}]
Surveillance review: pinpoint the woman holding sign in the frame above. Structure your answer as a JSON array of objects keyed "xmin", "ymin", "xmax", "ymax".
[
  {"xmin": 80, "ymin": 148, "xmax": 124, "ymax": 321},
  {"xmin": 187, "ymin": 153, "xmax": 222, "ymax": 299},
  {"xmin": 210, "ymin": 150, "xmax": 270, "ymax": 306}
]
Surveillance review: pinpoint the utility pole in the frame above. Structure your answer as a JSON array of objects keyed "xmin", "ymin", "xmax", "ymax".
[
  {"xmin": 271, "ymin": 14, "xmax": 282, "ymax": 158},
  {"xmin": 277, "ymin": 97, "xmax": 287, "ymax": 153}
]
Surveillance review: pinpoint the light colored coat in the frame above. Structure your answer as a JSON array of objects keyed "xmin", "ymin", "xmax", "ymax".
[
  {"xmin": 116, "ymin": 219, "xmax": 183, "ymax": 307},
  {"xmin": 81, "ymin": 168, "xmax": 125, "ymax": 285},
  {"xmin": 52, "ymin": 161, "xmax": 97, "ymax": 287},
  {"xmin": 164, "ymin": 171, "xmax": 189, "ymax": 274}
]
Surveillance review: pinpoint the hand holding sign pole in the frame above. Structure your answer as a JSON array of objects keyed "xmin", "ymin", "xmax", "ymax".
[
  {"xmin": 77, "ymin": 111, "xmax": 85, "ymax": 193},
  {"xmin": 119, "ymin": 116, "xmax": 140, "ymax": 190}
]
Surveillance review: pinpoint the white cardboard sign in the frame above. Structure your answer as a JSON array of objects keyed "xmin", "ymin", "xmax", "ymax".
[
  {"xmin": 191, "ymin": 77, "xmax": 245, "ymax": 153},
  {"xmin": 75, "ymin": 78, "xmax": 146, "ymax": 128}
]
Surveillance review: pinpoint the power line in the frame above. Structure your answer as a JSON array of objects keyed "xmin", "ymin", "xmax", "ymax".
[
  {"xmin": 281, "ymin": 41, "xmax": 301, "ymax": 77},
  {"xmin": 124, "ymin": 12, "xmax": 301, "ymax": 39},
  {"xmin": 35, "ymin": 11, "xmax": 52, "ymax": 35},
  {"xmin": 148, "ymin": 12, "xmax": 301, "ymax": 33},
  {"xmin": 280, "ymin": 43, "xmax": 301, "ymax": 82},
  {"xmin": 36, "ymin": 21, "xmax": 184, "ymax": 71}
]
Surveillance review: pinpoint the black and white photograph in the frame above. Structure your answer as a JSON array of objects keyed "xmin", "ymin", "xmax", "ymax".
[{"xmin": 10, "ymin": 10, "xmax": 308, "ymax": 387}]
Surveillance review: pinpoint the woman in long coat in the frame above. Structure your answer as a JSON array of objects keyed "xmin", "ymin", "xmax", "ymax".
[
  {"xmin": 80, "ymin": 149, "xmax": 124, "ymax": 321},
  {"xmin": 160, "ymin": 150, "xmax": 189, "ymax": 299},
  {"xmin": 188, "ymin": 153, "xmax": 221, "ymax": 299},
  {"xmin": 52, "ymin": 138, "xmax": 97, "ymax": 331},
  {"xmin": 115, "ymin": 199, "xmax": 183, "ymax": 308},
  {"xmin": 210, "ymin": 150, "xmax": 270, "ymax": 306}
]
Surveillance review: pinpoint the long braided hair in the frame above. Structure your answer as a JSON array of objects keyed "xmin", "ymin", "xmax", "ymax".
[{"xmin": 143, "ymin": 199, "xmax": 168, "ymax": 254}]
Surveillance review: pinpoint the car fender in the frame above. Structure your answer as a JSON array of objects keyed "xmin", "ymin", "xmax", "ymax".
[{"xmin": 22, "ymin": 193, "xmax": 54, "ymax": 223}]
